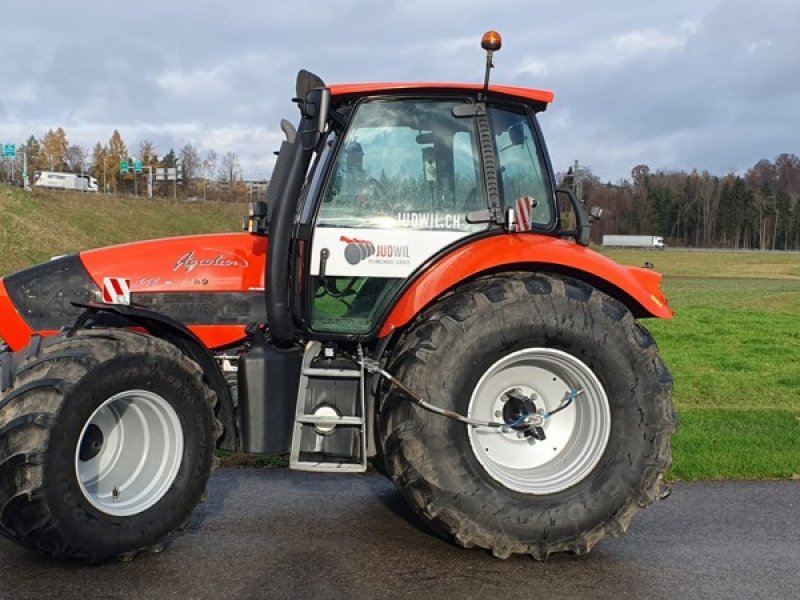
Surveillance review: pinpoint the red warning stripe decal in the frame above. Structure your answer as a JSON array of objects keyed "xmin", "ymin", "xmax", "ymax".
[
  {"xmin": 514, "ymin": 196, "xmax": 536, "ymax": 232},
  {"xmin": 102, "ymin": 277, "xmax": 131, "ymax": 305}
]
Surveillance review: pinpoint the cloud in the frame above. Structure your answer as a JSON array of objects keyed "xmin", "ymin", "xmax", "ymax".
[
  {"xmin": 156, "ymin": 67, "xmax": 229, "ymax": 98},
  {"xmin": 514, "ymin": 26, "xmax": 694, "ymax": 78},
  {"xmin": 2, "ymin": 0, "xmax": 799, "ymax": 181}
]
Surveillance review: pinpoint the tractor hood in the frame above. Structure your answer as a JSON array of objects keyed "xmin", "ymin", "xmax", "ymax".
[{"xmin": 0, "ymin": 232, "xmax": 268, "ymax": 351}]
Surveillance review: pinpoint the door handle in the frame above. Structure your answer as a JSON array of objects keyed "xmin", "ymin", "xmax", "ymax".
[{"xmin": 319, "ymin": 248, "xmax": 330, "ymax": 286}]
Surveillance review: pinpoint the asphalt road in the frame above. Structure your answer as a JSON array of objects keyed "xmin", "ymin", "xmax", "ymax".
[{"xmin": 0, "ymin": 469, "xmax": 798, "ymax": 600}]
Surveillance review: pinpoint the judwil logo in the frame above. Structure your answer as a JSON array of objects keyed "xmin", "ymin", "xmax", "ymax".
[{"xmin": 340, "ymin": 236, "xmax": 409, "ymax": 265}]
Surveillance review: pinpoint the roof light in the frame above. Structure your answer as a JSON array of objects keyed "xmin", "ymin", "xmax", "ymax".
[
  {"xmin": 481, "ymin": 30, "xmax": 502, "ymax": 52},
  {"xmin": 481, "ymin": 31, "xmax": 502, "ymax": 93}
]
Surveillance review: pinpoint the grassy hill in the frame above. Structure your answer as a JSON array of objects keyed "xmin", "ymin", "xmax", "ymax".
[{"xmin": 0, "ymin": 186, "xmax": 248, "ymax": 276}]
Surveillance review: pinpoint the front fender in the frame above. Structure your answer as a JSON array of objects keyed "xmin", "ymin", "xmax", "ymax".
[{"xmin": 379, "ymin": 234, "xmax": 672, "ymax": 337}]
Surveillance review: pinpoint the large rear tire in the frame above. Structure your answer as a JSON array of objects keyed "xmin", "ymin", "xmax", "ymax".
[
  {"xmin": 0, "ymin": 329, "xmax": 219, "ymax": 563},
  {"xmin": 379, "ymin": 273, "xmax": 676, "ymax": 559}
]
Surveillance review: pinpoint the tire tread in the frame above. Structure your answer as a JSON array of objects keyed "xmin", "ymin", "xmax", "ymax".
[
  {"xmin": 380, "ymin": 272, "xmax": 676, "ymax": 560},
  {"xmin": 0, "ymin": 329, "xmax": 220, "ymax": 562}
]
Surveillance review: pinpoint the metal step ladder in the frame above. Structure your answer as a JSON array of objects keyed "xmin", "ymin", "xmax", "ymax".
[{"xmin": 289, "ymin": 341, "xmax": 367, "ymax": 473}]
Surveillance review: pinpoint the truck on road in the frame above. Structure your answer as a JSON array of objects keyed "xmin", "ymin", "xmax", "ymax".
[
  {"xmin": 602, "ymin": 234, "xmax": 666, "ymax": 249},
  {"xmin": 33, "ymin": 171, "xmax": 99, "ymax": 193}
]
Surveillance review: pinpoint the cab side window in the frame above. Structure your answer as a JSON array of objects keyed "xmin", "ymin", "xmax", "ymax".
[{"xmin": 491, "ymin": 107, "xmax": 554, "ymax": 229}]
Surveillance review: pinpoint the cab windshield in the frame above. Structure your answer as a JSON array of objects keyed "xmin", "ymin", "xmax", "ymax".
[{"xmin": 316, "ymin": 98, "xmax": 554, "ymax": 231}]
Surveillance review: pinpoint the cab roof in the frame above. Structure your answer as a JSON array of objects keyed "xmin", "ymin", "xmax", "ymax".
[{"xmin": 329, "ymin": 82, "xmax": 554, "ymax": 106}]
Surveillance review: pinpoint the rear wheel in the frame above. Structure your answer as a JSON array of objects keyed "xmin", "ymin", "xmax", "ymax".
[
  {"xmin": 379, "ymin": 273, "xmax": 676, "ymax": 559},
  {"xmin": 0, "ymin": 329, "xmax": 219, "ymax": 563}
]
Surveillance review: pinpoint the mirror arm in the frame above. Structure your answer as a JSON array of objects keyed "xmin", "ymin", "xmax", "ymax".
[{"xmin": 555, "ymin": 187, "xmax": 591, "ymax": 247}]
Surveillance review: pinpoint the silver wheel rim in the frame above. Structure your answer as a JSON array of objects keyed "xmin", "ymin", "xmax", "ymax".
[
  {"xmin": 467, "ymin": 348, "xmax": 611, "ymax": 495},
  {"xmin": 75, "ymin": 390, "xmax": 184, "ymax": 517}
]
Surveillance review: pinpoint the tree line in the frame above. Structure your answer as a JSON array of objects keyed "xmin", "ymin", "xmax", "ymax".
[
  {"xmin": 571, "ymin": 154, "xmax": 800, "ymax": 250},
  {"xmin": 0, "ymin": 128, "xmax": 255, "ymax": 200},
  {"xmin": 3, "ymin": 127, "xmax": 799, "ymax": 249}
]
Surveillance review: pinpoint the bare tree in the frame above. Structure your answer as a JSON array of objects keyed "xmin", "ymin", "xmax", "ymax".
[
  {"xmin": 205, "ymin": 149, "xmax": 217, "ymax": 178},
  {"xmin": 137, "ymin": 139, "xmax": 158, "ymax": 165},
  {"xmin": 180, "ymin": 143, "xmax": 201, "ymax": 193},
  {"xmin": 218, "ymin": 151, "xmax": 242, "ymax": 199},
  {"xmin": 66, "ymin": 144, "xmax": 89, "ymax": 174},
  {"xmin": 201, "ymin": 149, "xmax": 217, "ymax": 200}
]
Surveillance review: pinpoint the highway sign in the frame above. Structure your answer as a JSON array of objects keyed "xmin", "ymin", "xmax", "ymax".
[
  {"xmin": 120, "ymin": 161, "xmax": 129, "ymax": 173},
  {"xmin": 3, "ymin": 144, "xmax": 15, "ymax": 158},
  {"xmin": 134, "ymin": 160, "xmax": 143, "ymax": 173},
  {"xmin": 155, "ymin": 167, "xmax": 178, "ymax": 181}
]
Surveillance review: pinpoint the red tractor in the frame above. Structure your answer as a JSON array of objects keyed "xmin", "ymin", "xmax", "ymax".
[{"xmin": 0, "ymin": 32, "xmax": 675, "ymax": 563}]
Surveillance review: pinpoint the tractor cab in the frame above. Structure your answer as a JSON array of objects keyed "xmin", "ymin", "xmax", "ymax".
[
  {"xmin": 302, "ymin": 89, "xmax": 557, "ymax": 337},
  {"xmin": 265, "ymin": 34, "xmax": 588, "ymax": 347}
]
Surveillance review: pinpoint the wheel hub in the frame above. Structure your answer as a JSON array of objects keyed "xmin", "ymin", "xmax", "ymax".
[
  {"xmin": 501, "ymin": 389, "xmax": 546, "ymax": 440},
  {"xmin": 78, "ymin": 424, "xmax": 104, "ymax": 461},
  {"xmin": 467, "ymin": 348, "xmax": 611, "ymax": 495}
]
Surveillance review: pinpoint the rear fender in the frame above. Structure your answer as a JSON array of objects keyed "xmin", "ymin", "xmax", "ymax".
[
  {"xmin": 71, "ymin": 302, "xmax": 239, "ymax": 450},
  {"xmin": 379, "ymin": 234, "xmax": 672, "ymax": 337}
]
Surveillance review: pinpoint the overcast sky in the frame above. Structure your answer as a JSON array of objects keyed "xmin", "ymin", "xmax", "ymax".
[{"xmin": 1, "ymin": 0, "xmax": 798, "ymax": 181}]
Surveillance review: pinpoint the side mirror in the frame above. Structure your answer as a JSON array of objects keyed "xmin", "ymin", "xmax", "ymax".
[
  {"xmin": 300, "ymin": 87, "xmax": 331, "ymax": 150},
  {"xmin": 555, "ymin": 188, "xmax": 591, "ymax": 246}
]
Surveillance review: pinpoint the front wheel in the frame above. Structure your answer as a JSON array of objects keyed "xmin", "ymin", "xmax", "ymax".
[
  {"xmin": 0, "ymin": 329, "xmax": 219, "ymax": 563},
  {"xmin": 379, "ymin": 273, "xmax": 676, "ymax": 559}
]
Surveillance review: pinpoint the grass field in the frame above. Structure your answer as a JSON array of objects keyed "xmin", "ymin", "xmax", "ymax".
[
  {"xmin": 603, "ymin": 249, "xmax": 800, "ymax": 480},
  {"xmin": 0, "ymin": 186, "xmax": 246, "ymax": 275},
  {"xmin": 0, "ymin": 188, "xmax": 796, "ymax": 480}
]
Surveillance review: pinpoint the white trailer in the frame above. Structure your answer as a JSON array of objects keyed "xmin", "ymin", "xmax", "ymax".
[
  {"xmin": 33, "ymin": 171, "xmax": 99, "ymax": 193},
  {"xmin": 602, "ymin": 234, "xmax": 666, "ymax": 249}
]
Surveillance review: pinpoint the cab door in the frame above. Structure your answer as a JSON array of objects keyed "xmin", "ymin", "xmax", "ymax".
[
  {"xmin": 305, "ymin": 96, "xmax": 556, "ymax": 338},
  {"xmin": 306, "ymin": 97, "xmax": 489, "ymax": 336}
]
